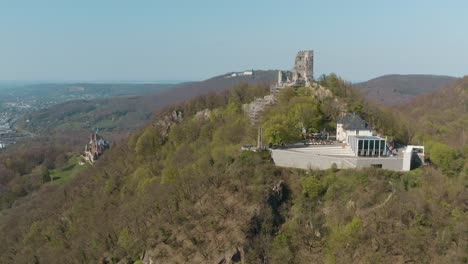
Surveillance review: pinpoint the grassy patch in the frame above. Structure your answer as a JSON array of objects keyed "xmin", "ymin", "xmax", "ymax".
[
  {"xmin": 50, "ymin": 155, "xmax": 89, "ymax": 185},
  {"xmin": 95, "ymin": 118, "xmax": 115, "ymax": 129},
  {"xmin": 56, "ymin": 121, "xmax": 82, "ymax": 130}
]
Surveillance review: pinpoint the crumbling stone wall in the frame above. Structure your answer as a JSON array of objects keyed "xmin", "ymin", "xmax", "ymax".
[
  {"xmin": 271, "ymin": 50, "xmax": 314, "ymax": 92},
  {"xmin": 277, "ymin": 70, "xmax": 293, "ymax": 84},
  {"xmin": 293, "ymin": 50, "xmax": 314, "ymax": 87}
]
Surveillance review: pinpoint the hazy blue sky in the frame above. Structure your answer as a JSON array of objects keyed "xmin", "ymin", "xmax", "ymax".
[{"xmin": 0, "ymin": 0, "xmax": 467, "ymax": 82}]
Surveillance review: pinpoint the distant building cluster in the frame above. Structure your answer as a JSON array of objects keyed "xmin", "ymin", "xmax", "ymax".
[
  {"xmin": 0, "ymin": 122, "xmax": 17, "ymax": 150},
  {"xmin": 83, "ymin": 130, "xmax": 109, "ymax": 164},
  {"xmin": 227, "ymin": 70, "xmax": 254, "ymax": 78}
]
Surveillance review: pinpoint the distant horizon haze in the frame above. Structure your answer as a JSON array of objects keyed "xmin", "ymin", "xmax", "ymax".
[
  {"xmin": 0, "ymin": 72, "xmax": 463, "ymax": 86},
  {"xmin": 1, "ymin": 0, "xmax": 467, "ymax": 82}
]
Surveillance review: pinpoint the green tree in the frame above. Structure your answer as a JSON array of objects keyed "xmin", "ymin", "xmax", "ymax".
[
  {"xmin": 428, "ymin": 142, "xmax": 457, "ymax": 173},
  {"xmin": 289, "ymin": 98, "xmax": 322, "ymax": 134},
  {"xmin": 263, "ymin": 114, "xmax": 298, "ymax": 144},
  {"xmin": 277, "ymin": 87, "xmax": 296, "ymax": 105},
  {"xmin": 135, "ymin": 127, "xmax": 163, "ymax": 162},
  {"xmin": 301, "ymin": 176, "xmax": 321, "ymax": 200}
]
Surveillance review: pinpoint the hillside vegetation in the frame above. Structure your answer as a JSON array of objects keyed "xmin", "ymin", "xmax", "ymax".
[
  {"xmin": 2, "ymin": 83, "xmax": 174, "ymax": 99},
  {"xmin": 19, "ymin": 71, "xmax": 277, "ymax": 135},
  {"xmin": 399, "ymin": 76, "xmax": 468, "ymax": 148},
  {"xmin": 355, "ymin": 74, "xmax": 457, "ymax": 105},
  {"xmin": 0, "ymin": 77, "xmax": 466, "ymax": 263}
]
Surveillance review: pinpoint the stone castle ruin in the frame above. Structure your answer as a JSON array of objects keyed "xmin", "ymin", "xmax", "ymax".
[
  {"xmin": 272, "ymin": 50, "xmax": 314, "ymax": 92},
  {"xmin": 243, "ymin": 50, "xmax": 322, "ymax": 124}
]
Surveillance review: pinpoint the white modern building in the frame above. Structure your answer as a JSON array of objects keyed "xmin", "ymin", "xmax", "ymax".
[
  {"xmin": 270, "ymin": 114, "xmax": 425, "ymax": 171},
  {"xmin": 336, "ymin": 114, "xmax": 372, "ymax": 143}
]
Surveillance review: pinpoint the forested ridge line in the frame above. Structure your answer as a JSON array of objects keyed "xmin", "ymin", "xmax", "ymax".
[{"xmin": 0, "ymin": 77, "xmax": 466, "ymax": 263}]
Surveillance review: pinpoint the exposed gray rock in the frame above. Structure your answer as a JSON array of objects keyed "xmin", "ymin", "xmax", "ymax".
[
  {"xmin": 217, "ymin": 247, "xmax": 245, "ymax": 264},
  {"xmin": 268, "ymin": 180, "xmax": 288, "ymax": 210},
  {"xmin": 154, "ymin": 110, "xmax": 183, "ymax": 138},
  {"xmin": 242, "ymin": 95, "xmax": 275, "ymax": 123},
  {"xmin": 311, "ymin": 83, "xmax": 333, "ymax": 101},
  {"xmin": 195, "ymin": 108, "xmax": 211, "ymax": 121}
]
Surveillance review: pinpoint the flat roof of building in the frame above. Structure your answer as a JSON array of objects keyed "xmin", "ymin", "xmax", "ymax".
[
  {"xmin": 349, "ymin": 135, "xmax": 385, "ymax": 140},
  {"xmin": 272, "ymin": 145, "xmax": 400, "ymax": 159},
  {"xmin": 272, "ymin": 140, "xmax": 400, "ymax": 159}
]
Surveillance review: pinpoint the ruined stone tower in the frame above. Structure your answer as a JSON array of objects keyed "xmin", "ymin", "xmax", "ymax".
[
  {"xmin": 293, "ymin": 50, "xmax": 314, "ymax": 87},
  {"xmin": 271, "ymin": 50, "xmax": 314, "ymax": 93},
  {"xmin": 277, "ymin": 70, "xmax": 292, "ymax": 84}
]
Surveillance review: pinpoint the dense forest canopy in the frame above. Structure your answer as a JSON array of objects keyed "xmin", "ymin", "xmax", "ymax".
[
  {"xmin": 0, "ymin": 77, "xmax": 466, "ymax": 263},
  {"xmin": 400, "ymin": 76, "xmax": 468, "ymax": 148}
]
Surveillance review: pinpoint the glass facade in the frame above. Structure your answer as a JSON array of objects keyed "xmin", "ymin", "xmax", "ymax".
[{"xmin": 349, "ymin": 136, "xmax": 387, "ymax": 157}]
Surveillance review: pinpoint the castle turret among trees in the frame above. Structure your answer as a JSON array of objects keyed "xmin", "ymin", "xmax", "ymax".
[{"xmin": 83, "ymin": 130, "xmax": 109, "ymax": 164}]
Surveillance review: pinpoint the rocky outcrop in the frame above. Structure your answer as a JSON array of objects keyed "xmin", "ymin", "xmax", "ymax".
[
  {"xmin": 242, "ymin": 95, "xmax": 275, "ymax": 123},
  {"xmin": 154, "ymin": 110, "xmax": 183, "ymax": 138},
  {"xmin": 311, "ymin": 83, "xmax": 333, "ymax": 101},
  {"xmin": 195, "ymin": 108, "xmax": 211, "ymax": 121},
  {"xmin": 268, "ymin": 180, "xmax": 288, "ymax": 210},
  {"xmin": 217, "ymin": 247, "xmax": 245, "ymax": 264}
]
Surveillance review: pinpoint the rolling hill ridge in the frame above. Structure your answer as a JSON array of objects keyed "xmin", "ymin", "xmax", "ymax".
[
  {"xmin": 19, "ymin": 70, "xmax": 277, "ymax": 135},
  {"xmin": 354, "ymin": 74, "xmax": 458, "ymax": 105}
]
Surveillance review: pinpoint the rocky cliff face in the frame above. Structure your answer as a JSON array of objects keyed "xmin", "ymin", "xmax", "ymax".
[
  {"xmin": 242, "ymin": 95, "xmax": 276, "ymax": 124},
  {"xmin": 311, "ymin": 83, "xmax": 333, "ymax": 101},
  {"xmin": 154, "ymin": 110, "xmax": 184, "ymax": 139}
]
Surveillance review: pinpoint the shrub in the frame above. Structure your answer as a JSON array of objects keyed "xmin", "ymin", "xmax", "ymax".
[
  {"xmin": 428, "ymin": 142, "xmax": 457, "ymax": 174},
  {"xmin": 301, "ymin": 176, "xmax": 321, "ymax": 200}
]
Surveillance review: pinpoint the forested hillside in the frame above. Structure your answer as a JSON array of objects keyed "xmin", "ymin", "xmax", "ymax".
[
  {"xmin": 0, "ymin": 77, "xmax": 466, "ymax": 263},
  {"xmin": 399, "ymin": 76, "xmax": 468, "ymax": 148},
  {"xmin": 355, "ymin": 74, "xmax": 457, "ymax": 105},
  {"xmin": 18, "ymin": 70, "xmax": 277, "ymax": 135}
]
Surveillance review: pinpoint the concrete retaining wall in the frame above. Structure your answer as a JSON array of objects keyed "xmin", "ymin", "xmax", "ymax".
[
  {"xmin": 271, "ymin": 149, "xmax": 404, "ymax": 171},
  {"xmin": 271, "ymin": 150, "xmax": 357, "ymax": 170},
  {"xmin": 355, "ymin": 157, "xmax": 403, "ymax": 170}
]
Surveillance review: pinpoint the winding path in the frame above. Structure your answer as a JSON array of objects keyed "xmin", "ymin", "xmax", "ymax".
[{"xmin": 369, "ymin": 181, "xmax": 395, "ymax": 211}]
